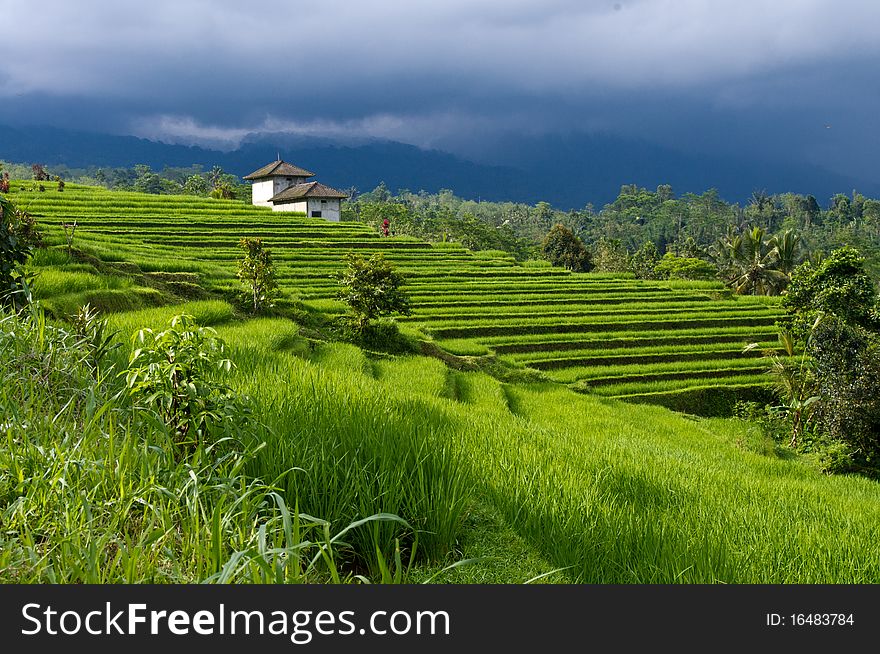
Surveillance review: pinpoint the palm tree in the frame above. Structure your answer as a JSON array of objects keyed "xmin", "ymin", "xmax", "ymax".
[
  {"xmin": 730, "ymin": 226, "xmax": 789, "ymax": 295},
  {"xmin": 768, "ymin": 229, "xmax": 802, "ymax": 276},
  {"xmin": 745, "ymin": 321, "xmax": 822, "ymax": 448}
]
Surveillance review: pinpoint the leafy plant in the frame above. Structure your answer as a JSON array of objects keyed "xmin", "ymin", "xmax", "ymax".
[
  {"xmin": 0, "ymin": 195, "xmax": 32, "ymax": 307},
  {"xmin": 591, "ymin": 237, "xmax": 629, "ymax": 273},
  {"xmin": 745, "ymin": 326, "xmax": 820, "ymax": 448},
  {"xmin": 335, "ymin": 252, "xmax": 410, "ymax": 333},
  {"xmin": 31, "ymin": 163, "xmax": 49, "ymax": 181},
  {"xmin": 70, "ymin": 303, "xmax": 120, "ymax": 378},
  {"xmin": 237, "ymin": 237, "xmax": 278, "ymax": 314},
  {"xmin": 653, "ymin": 252, "xmax": 717, "ymax": 280},
  {"xmin": 124, "ymin": 314, "xmax": 240, "ymax": 452}
]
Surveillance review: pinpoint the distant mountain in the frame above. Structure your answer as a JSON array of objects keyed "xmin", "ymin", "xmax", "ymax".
[{"xmin": 1, "ymin": 124, "xmax": 875, "ymax": 208}]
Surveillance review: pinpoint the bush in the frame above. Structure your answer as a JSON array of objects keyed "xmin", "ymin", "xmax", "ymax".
[
  {"xmin": 654, "ymin": 253, "xmax": 718, "ymax": 281},
  {"xmin": 629, "ymin": 242, "xmax": 660, "ymax": 279},
  {"xmin": 541, "ymin": 224, "xmax": 593, "ymax": 272},
  {"xmin": 124, "ymin": 314, "xmax": 243, "ymax": 453},
  {"xmin": 782, "ymin": 246, "xmax": 879, "ymax": 336},
  {"xmin": 237, "ymin": 237, "xmax": 279, "ymax": 314},
  {"xmin": 0, "ymin": 195, "xmax": 32, "ymax": 307},
  {"xmin": 336, "ymin": 252, "xmax": 410, "ymax": 334},
  {"xmin": 591, "ymin": 238, "xmax": 629, "ymax": 273}
]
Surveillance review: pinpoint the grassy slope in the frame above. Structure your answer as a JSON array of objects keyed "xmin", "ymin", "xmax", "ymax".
[
  {"xmin": 12, "ymin": 181, "xmax": 784, "ymax": 402},
  {"xmin": 7, "ymin": 185, "xmax": 880, "ymax": 583},
  {"xmin": 107, "ymin": 305, "xmax": 880, "ymax": 582}
]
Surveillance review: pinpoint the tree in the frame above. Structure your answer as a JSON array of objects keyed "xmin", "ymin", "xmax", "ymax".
[
  {"xmin": 209, "ymin": 166, "xmax": 225, "ymax": 191},
  {"xmin": 768, "ymin": 228, "xmax": 802, "ymax": 275},
  {"xmin": 591, "ymin": 238, "xmax": 629, "ymax": 273},
  {"xmin": 183, "ymin": 174, "xmax": 209, "ymax": 196},
  {"xmin": 31, "ymin": 164, "xmax": 48, "ymax": 181},
  {"xmin": 237, "ymin": 238, "xmax": 278, "ymax": 314},
  {"xmin": 712, "ymin": 226, "xmax": 789, "ymax": 295},
  {"xmin": 782, "ymin": 246, "xmax": 878, "ymax": 337},
  {"xmin": 777, "ymin": 246, "xmax": 880, "ymax": 474},
  {"xmin": 336, "ymin": 253, "xmax": 410, "ymax": 333},
  {"xmin": 629, "ymin": 241, "xmax": 661, "ymax": 279},
  {"xmin": 808, "ymin": 318, "xmax": 880, "ymax": 472},
  {"xmin": 541, "ymin": 224, "xmax": 593, "ymax": 272},
  {"xmin": 125, "ymin": 314, "xmax": 237, "ymax": 453},
  {"xmin": 211, "ymin": 182, "xmax": 235, "ymax": 200},
  {"xmin": 653, "ymin": 253, "xmax": 717, "ymax": 280},
  {"xmin": 134, "ymin": 165, "xmax": 163, "ymax": 194},
  {"xmin": 0, "ymin": 195, "xmax": 35, "ymax": 307}
]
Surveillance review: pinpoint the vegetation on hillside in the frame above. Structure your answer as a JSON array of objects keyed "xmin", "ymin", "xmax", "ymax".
[
  {"xmin": 2, "ymin": 175, "xmax": 880, "ymax": 584},
  {"xmin": 343, "ymin": 181, "xmax": 880, "ymax": 284}
]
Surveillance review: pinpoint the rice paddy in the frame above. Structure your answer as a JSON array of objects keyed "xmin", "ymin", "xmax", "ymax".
[
  {"xmin": 4, "ymin": 182, "xmax": 879, "ymax": 584},
  {"xmin": 14, "ymin": 181, "xmax": 783, "ymax": 407}
]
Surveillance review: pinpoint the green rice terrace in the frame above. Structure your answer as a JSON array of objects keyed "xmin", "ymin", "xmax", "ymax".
[
  {"xmin": 12, "ymin": 182, "xmax": 782, "ymax": 413},
  {"xmin": 4, "ymin": 181, "xmax": 879, "ymax": 584}
]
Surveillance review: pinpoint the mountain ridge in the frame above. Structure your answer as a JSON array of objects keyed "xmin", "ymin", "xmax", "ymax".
[{"xmin": 1, "ymin": 124, "xmax": 875, "ymax": 208}]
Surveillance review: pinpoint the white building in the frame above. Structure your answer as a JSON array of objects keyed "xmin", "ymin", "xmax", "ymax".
[{"xmin": 243, "ymin": 160, "xmax": 348, "ymax": 221}]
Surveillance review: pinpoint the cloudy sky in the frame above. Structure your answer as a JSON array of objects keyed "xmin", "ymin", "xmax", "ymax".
[{"xmin": 1, "ymin": 0, "xmax": 878, "ymax": 180}]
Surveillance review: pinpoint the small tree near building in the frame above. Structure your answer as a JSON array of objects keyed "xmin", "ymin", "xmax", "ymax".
[
  {"xmin": 184, "ymin": 174, "xmax": 209, "ymax": 196},
  {"xmin": 237, "ymin": 238, "xmax": 278, "ymax": 314},
  {"xmin": 336, "ymin": 252, "xmax": 410, "ymax": 333}
]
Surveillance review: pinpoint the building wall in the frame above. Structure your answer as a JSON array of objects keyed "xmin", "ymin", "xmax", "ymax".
[
  {"xmin": 251, "ymin": 180, "xmax": 276, "ymax": 206},
  {"xmin": 251, "ymin": 176, "xmax": 310, "ymax": 206},
  {"xmin": 274, "ymin": 176, "xmax": 309, "ymax": 195},
  {"xmin": 307, "ymin": 198, "xmax": 341, "ymax": 222},
  {"xmin": 272, "ymin": 200, "xmax": 308, "ymax": 213}
]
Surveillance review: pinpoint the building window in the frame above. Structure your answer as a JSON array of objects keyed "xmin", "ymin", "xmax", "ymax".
[
  {"xmin": 321, "ymin": 199, "xmax": 327, "ymax": 204},
  {"xmin": 311, "ymin": 210, "xmax": 322, "ymax": 217}
]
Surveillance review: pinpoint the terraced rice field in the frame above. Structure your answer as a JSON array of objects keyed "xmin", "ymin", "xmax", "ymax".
[{"xmin": 14, "ymin": 182, "xmax": 780, "ymax": 408}]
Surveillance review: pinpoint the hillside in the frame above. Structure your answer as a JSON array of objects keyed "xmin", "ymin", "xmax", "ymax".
[
  {"xmin": 4, "ymin": 184, "xmax": 880, "ymax": 583},
  {"xmin": 12, "ymin": 182, "xmax": 784, "ymax": 413}
]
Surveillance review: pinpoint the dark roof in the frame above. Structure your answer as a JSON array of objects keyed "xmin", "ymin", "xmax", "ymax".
[
  {"xmin": 270, "ymin": 181, "xmax": 349, "ymax": 203},
  {"xmin": 243, "ymin": 160, "xmax": 316, "ymax": 180}
]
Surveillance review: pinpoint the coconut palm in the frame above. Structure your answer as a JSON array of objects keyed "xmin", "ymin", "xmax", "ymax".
[
  {"xmin": 729, "ymin": 226, "xmax": 789, "ymax": 295},
  {"xmin": 768, "ymin": 228, "xmax": 802, "ymax": 275}
]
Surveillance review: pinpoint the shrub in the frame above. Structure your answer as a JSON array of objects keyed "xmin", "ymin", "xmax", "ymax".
[
  {"xmin": 237, "ymin": 237, "xmax": 278, "ymax": 314},
  {"xmin": 541, "ymin": 224, "xmax": 593, "ymax": 272},
  {"xmin": 629, "ymin": 242, "xmax": 661, "ymax": 279},
  {"xmin": 124, "ymin": 314, "xmax": 242, "ymax": 453},
  {"xmin": 654, "ymin": 253, "xmax": 717, "ymax": 281},
  {"xmin": 0, "ymin": 195, "xmax": 31, "ymax": 307},
  {"xmin": 591, "ymin": 238, "xmax": 629, "ymax": 273},
  {"xmin": 335, "ymin": 252, "xmax": 410, "ymax": 334},
  {"xmin": 782, "ymin": 246, "xmax": 879, "ymax": 337}
]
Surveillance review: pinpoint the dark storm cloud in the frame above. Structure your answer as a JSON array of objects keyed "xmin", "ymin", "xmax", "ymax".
[{"xmin": 1, "ymin": 1, "xmax": 878, "ymax": 179}]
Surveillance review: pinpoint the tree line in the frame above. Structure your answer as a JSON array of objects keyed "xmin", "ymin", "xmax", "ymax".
[
  {"xmin": 0, "ymin": 161, "xmax": 251, "ymax": 202},
  {"xmin": 344, "ymin": 182, "xmax": 880, "ymax": 284}
]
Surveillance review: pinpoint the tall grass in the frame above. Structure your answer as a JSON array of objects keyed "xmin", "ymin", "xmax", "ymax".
[
  {"xmin": 214, "ymin": 326, "xmax": 473, "ymax": 567},
  {"xmin": 0, "ymin": 307, "xmax": 413, "ymax": 583},
  {"xmin": 456, "ymin": 381, "xmax": 880, "ymax": 582}
]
